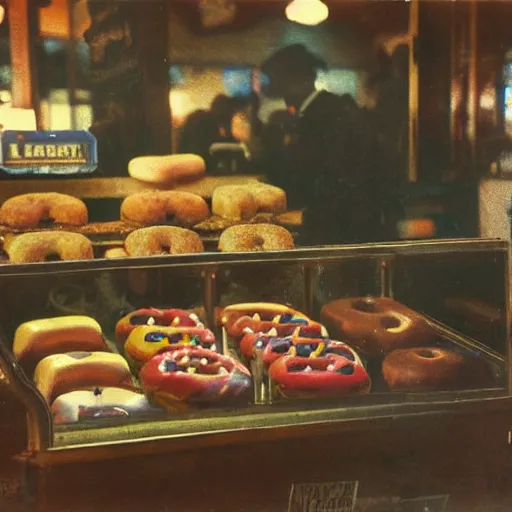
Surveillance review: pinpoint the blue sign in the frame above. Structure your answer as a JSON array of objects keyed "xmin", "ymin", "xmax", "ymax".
[{"xmin": 0, "ymin": 130, "xmax": 98, "ymax": 175}]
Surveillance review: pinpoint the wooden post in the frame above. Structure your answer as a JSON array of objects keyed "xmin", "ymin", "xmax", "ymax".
[{"xmin": 8, "ymin": 0, "xmax": 41, "ymax": 126}]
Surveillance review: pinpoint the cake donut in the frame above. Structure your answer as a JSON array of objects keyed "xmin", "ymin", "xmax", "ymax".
[
  {"xmin": 121, "ymin": 191, "xmax": 209, "ymax": 227},
  {"xmin": 218, "ymin": 224, "xmax": 294, "ymax": 252},
  {"xmin": 51, "ymin": 387, "xmax": 151, "ymax": 424},
  {"xmin": 320, "ymin": 297, "xmax": 435, "ymax": 357},
  {"xmin": 115, "ymin": 308, "xmax": 204, "ymax": 345},
  {"xmin": 34, "ymin": 351, "xmax": 135, "ymax": 405},
  {"xmin": 13, "ymin": 316, "xmax": 108, "ymax": 374},
  {"xmin": 0, "ymin": 193, "xmax": 88, "ymax": 228},
  {"xmin": 139, "ymin": 347, "xmax": 251, "ymax": 411},
  {"xmin": 124, "ymin": 325, "xmax": 216, "ymax": 371},
  {"xmin": 4, "ymin": 231, "xmax": 94, "ymax": 264},
  {"xmin": 124, "ymin": 226, "xmax": 204, "ymax": 257},
  {"xmin": 243, "ymin": 183, "xmax": 287, "ymax": 214},
  {"xmin": 220, "ymin": 302, "xmax": 326, "ymax": 342},
  {"xmin": 212, "ymin": 185, "xmax": 257, "ymax": 221},
  {"xmin": 382, "ymin": 347, "xmax": 487, "ymax": 392},
  {"xmin": 269, "ymin": 351, "xmax": 371, "ymax": 399}
]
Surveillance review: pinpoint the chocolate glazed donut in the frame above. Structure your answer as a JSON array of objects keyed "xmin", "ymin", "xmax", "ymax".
[{"xmin": 320, "ymin": 297, "xmax": 436, "ymax": 357}]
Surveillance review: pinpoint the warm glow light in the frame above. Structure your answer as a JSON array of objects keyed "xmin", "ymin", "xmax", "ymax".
[
  {"xmin": 285, "ymin": 0, "xmax": 329, "ymax": 26},
  {"xmin": 169, "ymin": 90, "xmax": 193, "ymax": 127},
  {"xmin": 0, "ymin": 108, "xmax": 37, "ymax": 131}
]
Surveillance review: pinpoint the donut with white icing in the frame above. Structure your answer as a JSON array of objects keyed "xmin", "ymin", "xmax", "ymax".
[{"xmin": 51, "ymin": 387, "xmax": 151, "ymax": 424}]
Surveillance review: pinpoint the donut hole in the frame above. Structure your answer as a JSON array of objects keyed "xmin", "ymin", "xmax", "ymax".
[
  {"xmin": 416, "ymin": 349, "xmax": 439, "ymax": 359},
  {"xmin": 44, "ymin": 252, "xmax": 62, "ymax": 261},
  {"xmin": 253, "ymin": 236, "xmax": 265, "ymax": 247},
  {"xmin": 165, "ymin": 213, "xmax": 177, "ymax": 224},
  {"xmin": 380, "ymin": 316, "xmax": 402, "ymax": 330},
  {"xmin": 160, "ymin": 244, "xmax": 171, "ymax": 253},
  {"xmin": 352, "ymin": 298, "xmax": 377, "ymax": 313},
  {"xmin": 39, "ymin": 217, "xmax": 56, "ymax": 227}
]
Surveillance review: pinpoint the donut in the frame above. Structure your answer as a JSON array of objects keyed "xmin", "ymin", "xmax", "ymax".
[
  {"xmin": 212, "ymin": 185, "xmax": 257, "ymax": 221},
  {"xmin": 220, "ymin": 302, "xmax": 326, "ymax": 342},
  {"xmin": 115, "ymin": 308, "xmax": 204, "ymax": 345},
  {"xmin": 121, "ymin": 191, "xmax": 209, "ymax": 227},
  {"xmin": 128, "ymin": 154, "xmax": 206, "ymax": 184},
  {"xmin": 382, "ymin": 347, "xmax": 470, "ymax": 392},
  {"xmin": 13, "ymin": 316, "xmax": 108, "ymax": 375},
  {"xmin": 124, "ymin": 226, "xmax": 204, "ymax": 257},
  {"xmin": 268, "ymin": 351, "xmax": 371, "ymax": 399},
  {"xmin": 218, "ymin": 224, "xmax": 294, "ymax": 252},
  {"xmin": 0, "ymin": 193, "xmax": 88, "ymax": 228},
  {"xmin": 320, "ymin": 297, "xmax": 436, "ymax": 357},
  {"xmin": 51, "ymin": 387, "xmax": 151, "ymax": 424},
  {"xmin": 34, "ymin": 352, "xmax": 135, "ymax": 405},
  {"xmin": 124, "ymin": 325, "xmax": 216, "ymax": 372},
  {"xmin": 212, "ymin": 183, "xmax": 287, "ymax": 220},
  {"xmin": 104, "ymin": 247, "xmax": 128, "ymax": 259},
  {"xmin": 4, "ymin": 231, "xmax": 94, "ymax": 264},
  {"xmin": 243, "ymin": 183, "xmax": 287, "ymax": 213},
  {"xmin": 139, "ymin": 347, "xmax": 251, "ymax": 410}
]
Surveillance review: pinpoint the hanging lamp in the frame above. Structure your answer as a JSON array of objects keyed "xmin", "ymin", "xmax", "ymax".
[{"xmin": 285, "ymin": 0, "xmax": 329, "ymax": 26}]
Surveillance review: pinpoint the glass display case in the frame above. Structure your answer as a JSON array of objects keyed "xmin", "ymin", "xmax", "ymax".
[{"xmin": 0, "ymin": 238, "xmax": 508, "ymax": 455}]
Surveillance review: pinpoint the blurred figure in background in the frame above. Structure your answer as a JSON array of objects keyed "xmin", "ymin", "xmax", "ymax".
[{"xmin": 261, "ymin": 43, "xmax": 385, "ymax": 245}]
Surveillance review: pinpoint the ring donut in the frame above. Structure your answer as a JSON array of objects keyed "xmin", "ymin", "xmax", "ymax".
[
  {"xmin": 124, "ymin": 226, "xmax": 204, "ymax": 257},
  {"xmin": 139, "ymin": 347, "xmax": 251, "ymax": 410},
  {"xmin": 218, "ymin": 224, "xmax": 294, "ymax": 252},
  {"xmin": 121, "ymin": 191, "xmax": 209, "ymax": 227},
  {"xmin": 382, "ymin": 347, "xmax": 490, "ymax": 392},
  {"xmin": 4, "ymin": 231, "xmax": 93, "ymax": 264},
  {"xmin": 124, "ymin": 325, "xmax": 216, "ymax": 371},
  {"xmin": 269, "ymin": 351, "xmax": 371, "ymax": 399},
  {"xmin": 115, "ymin": 308, "xmax": 204, "ymax": 345},
  {"xmin": 0, "ymin": 193, "xmax": 88, "ymax": 228},
  {"xmin": 220, "ymin": 302, "xmax": 327, "ymax": 342},
  {"xmin": 320, "ymin": 297, "xmax": 435, "ymax": 357}
]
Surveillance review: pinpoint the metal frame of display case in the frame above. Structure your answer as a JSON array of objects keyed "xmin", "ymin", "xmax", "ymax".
[{"xmin": 0, "ymin": 238, "xmax": 509, "ymax": 465}]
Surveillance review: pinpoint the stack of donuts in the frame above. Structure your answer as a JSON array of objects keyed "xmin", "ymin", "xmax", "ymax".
[
  {"xmin": 219, "ymin": 302, "xmax": 371, "ymax": 399},
  {"xmin": 0, "ymin": 182, "xmax": 296, "ymax": 263}
]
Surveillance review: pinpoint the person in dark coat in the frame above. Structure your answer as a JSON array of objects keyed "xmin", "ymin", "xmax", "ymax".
[{"xmin": 261, "ymin": 44, "xmax": 386, "ymax": 246}]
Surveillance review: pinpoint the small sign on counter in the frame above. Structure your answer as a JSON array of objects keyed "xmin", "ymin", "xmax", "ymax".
[
  {"xmin": 0, "ymin": 130, "xmax": 98, "ymax": 175},
  {"xmin": 288, "ymin": 480, "xmax": 359, "ymax": 512}
]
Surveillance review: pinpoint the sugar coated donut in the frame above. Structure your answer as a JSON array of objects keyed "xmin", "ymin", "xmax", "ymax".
[
  {"xmin": 115, "ymin": 308, "xmax": 204, "ymax": 345},
  {"xmin": 52, "ymin": 387, "xmax": 151, "ymax": 424},
  {"xmin": 128, "ymin": 154, "xmax": 206, "ymax": 184},
  {"xmin": 218, "ymin": 224, "xmax": 294, "ymax": 252},
  {"xmin": 320, "ymin": 297, "xmax": 435, "ymax": 357},
  {"xmin": 269, "ymin": 351, "xmax": 370, "ymax": 399},
  {"xmin": 383, "ymin": 347, "xmax": 470, "ymax": 392},
  {"xmin": 124, "ymin": 325, "xmax": 216, "ymax": 371},
  {"xmin": 124, "ymin": 226, "xmax": 204, "ymax": 257},
  {"xmin": 243, "ymin": 183, "xmax": 287, "ymax": 213},
  {"xmin": 212, "ymin": 185, "xmax": 257, "ymax": 221},
  {"xmin": 0, "ymin": 193, "xmax": 88, "ymax": 228},
  {"xmin": 4, "ymin": 231, "xmax": 93, "ymax": 264},
  {"xmin": 121, "ymin": 190, "xmax": 209, "ymax": 227},
  {"xmin": 139, "ymin": 347, "xmax": 251, "ymax": 410}
]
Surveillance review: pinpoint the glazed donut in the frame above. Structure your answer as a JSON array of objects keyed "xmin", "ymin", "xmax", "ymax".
[
  {"xmin": 128, "ymin": 154, "xmax": 206, "ymax": 184},
  {"xmin": 269, "ymin": 351, "xmax": 370, "ymax": 399},
  {"xmin": 218, "ymin": 224, "xmax": 294, "ymax": 252},
  {"xmin": 4, "ymin": 231, "xmax": 94, "ymax": 264},
  {"xmin": 212, "ymin": 185, "xmax": 257, "ymax": 221},
  {"xmin": 320, "ymin": 297, "xmax": 435, "ymax": 357},
  {"xmin": 382, "ymin": 347, "xmax": 469, "ymax": 392},
  {"xmin": 124, "ymin": 325, "xmax": 216, "ymax": 371},
  {"xmin": 0, "ymin": 193, "xmax": 88, "ymax": 228},
  {"xmin": 139, "ymin": 347, "xmax": 251, "ymax": 410},
  {"xmin": 220, "ymin": 302, "xmax": 326, "ymax": 342},
  {"xmin": 34, "ymin": 351, "xmax": 135, "ymax": 405},
  {"xmin": 13, "ymin": 316, "xmax": 108, "ymax": 374},
  {"xmin": 124, "ymin": 226, "xmax": 204, "ymax": 257},
  {"xmin": 121, "ymin": 191, "xmax": 209, "ymax": 227},
  {"xmin": 51, "ymin": 387, "xmax": 151, "ymax": 424},
  {"xmin": 115, "ymin": 308, "xmax": 204, "ymax": 345}
]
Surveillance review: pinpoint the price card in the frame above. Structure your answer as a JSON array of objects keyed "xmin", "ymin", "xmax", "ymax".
[
  {"xmin": 0, "ymin": 130, "xmax": 98, "ymax": 175},
  {"xmin": 288, "ymin": 480, "xmax": 359, "ymax": 512}
]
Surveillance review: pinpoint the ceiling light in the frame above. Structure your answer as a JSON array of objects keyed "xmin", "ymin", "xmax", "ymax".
[{"xmin": 285, "ymin": 0, "xmax": 329, "ymax": 26}]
